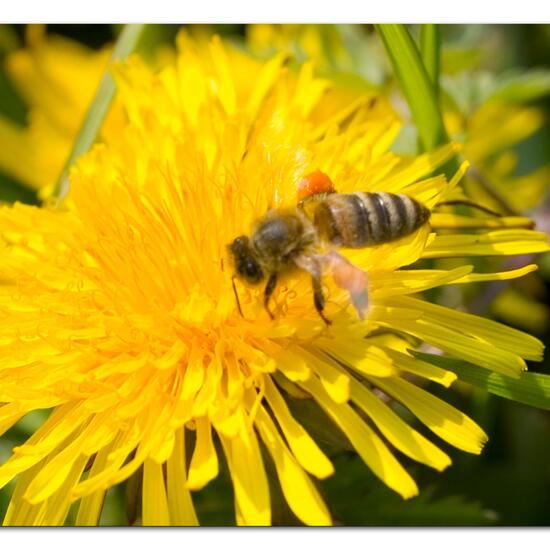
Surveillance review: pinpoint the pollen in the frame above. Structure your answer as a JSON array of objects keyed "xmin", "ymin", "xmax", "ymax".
[{"xmin": 297, "ymin": 170, "xmax": 336, "ymax": 202}]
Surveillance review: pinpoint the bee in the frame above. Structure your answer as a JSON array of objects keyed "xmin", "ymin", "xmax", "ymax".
[{"xmin": 228, "ymin": 171, "xmax": 431, "ymax": 325}]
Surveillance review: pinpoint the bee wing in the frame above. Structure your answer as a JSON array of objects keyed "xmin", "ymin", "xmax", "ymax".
[
  {"xmin": 295, "ymin": 251, "xmax": 369, "ymax": 320},
  {"xmin": 324, "ymin": 251, "xmax": 369, "ymax": 320}
]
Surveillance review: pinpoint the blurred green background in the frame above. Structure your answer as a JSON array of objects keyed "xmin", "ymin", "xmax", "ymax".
[{"xmin": 0, "ymin": 24, "xmax": 549, "ymax": 526}]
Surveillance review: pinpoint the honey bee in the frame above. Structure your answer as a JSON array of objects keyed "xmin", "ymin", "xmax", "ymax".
[{"xmin": 228, "ymin": 171, "xmax": 431, "ymax": 324}]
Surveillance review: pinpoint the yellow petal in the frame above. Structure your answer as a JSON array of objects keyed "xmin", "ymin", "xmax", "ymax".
[
  {"xmin": 297, "ymin": 347, "xmax": 350, "ymax": 403},
  {"xmin": 422, "ymin": 230, "xmax": 549, "ymax": 258},
  {"xmin": 372, "ymin": 265, "xmax": 473, "ymax": 298},
  {"xmin": 384, "ymin": 347, "xmax": 457, "ymax": 387},
  {"xmin": 0, "ymin": 403, "xmax": 27, "ymax": 437},
  {"xmin": 492, "ymin": 286, "xmax": 550, "ymax": 334},
  {"xmin": 382, "ymin": 142, "xmax": 461, "ymax": 192},
  {"xmin": 24, "ymin": 423, "xmax": 89, "ymax": 504},
  {"xmin": 180, "ymin": 349, "xmax": 206, "ymax": 401},
  {"xmin": 191, "ymin": 361, "xmax": 219, "ymax": 417},
  {"xmin": 71, "ymin": 430, "xmax": 134, "ymax": 499},
  {"xmin": 153, "ymin": 340, "xmax": 187, "ymax": 370},
  {"xmin": 371, "ymin": 376, "xmax": 487, "ymax": 454},
  {"xmin": 254, "ymin": 403, "xmax": 332, "ymax": 526},
  {"xmin": 391, "ymin": 295, "xmax": 543, "ymax": 362},
  {"xmin": 386, "ymin": 313, "xmax": 527, "ymax": 378},
  {"xmin": 315, "ymin": 337, "xmax": 395, "ymax": 377},
  {"xmin": 149, "ymin": 427, "xmax": 175, "ymax": 465},
  {"xmin": 264, "ymin": 376, "xmax": 333, "ymax": 479},
  {"xmin": 142, "ymin": 458, "xmax": 170, "ymax": 526},
  {"xmin": 79, "ymin": 412, "xmax": 119, "ymax": 457},
  {"xmin": 350, "ymin": 378, "xmax": 451, "ymax": 471},
  {"xmin": 100, "ymin": 408, "xmax": 174, "ymax": 491},
  {"xmin": 246, "ymin": 52, "xmax": 288, "ymax": 120},
  {"xmin": 92, "ymin": 353, "xmax": 149, "ymax": 379},
  {"xmin": 294, "ymin": 61, "xmax": 329, "ymax": 118},
  {"xmin": 300, "ymin": 376, "xmax": 418, "ymax": 499},
  {"xmin": 273, "ymin": 347, "xmax": 312, "ymax": 382},
  {"xmin": 0, "ymin": 117, "xmax": 44, "ymax": 189},
  {"xmin": 454, "ymin": 264, "xmax": 538, "ymax": 284},
  {"xmin": 0, "ymin": 403, "xmax": 86, "ymax": 491},
  {"xmin": 209, "ymin": 35, "xmax": 237, "ymax": 116},
  {"xmin": 3, "ymin": 457, "xmax": 47, "ymax": 526},
  {"xmin": 211, "ymin": 405, "xmax": 242, "ymax": 438},
  {"xmin": 219, "ymin": 411, "xmax": 270, "ymax": 526},
  {"xmin": 445, "ymin": 159, "xmax": 470, "ymax": 195},
  {"xmin": 166, "ymin": 428, "xmax": 198, "ymax": 526},
  {"xmin": 76, "ymin": 437, "xmax": 120, "ymax": 526},
  {"xmin": 39, "ymin": 454, "xmax": 88, "ymax": 526},
  {"xmin": 187, "ymin": 416, "xmax": 219, "ymax": 490}
]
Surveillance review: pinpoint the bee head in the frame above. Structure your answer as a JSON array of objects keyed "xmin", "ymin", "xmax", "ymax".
[{"xmin": 228, "ymin": 236, "xmax": 264, "ymax": 285}]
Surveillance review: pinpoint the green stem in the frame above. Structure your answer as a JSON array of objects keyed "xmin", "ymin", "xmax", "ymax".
[
  {"xmin": 414, "ymin": 351, "xmax": 550, "ymax": 412},
  {"xmin": 53, "ymin": 24, "xmax": 147, "ymax": 203},
  {"xmin": 376, "ymin": 24, "xmax": 450, "ymax": 155}
]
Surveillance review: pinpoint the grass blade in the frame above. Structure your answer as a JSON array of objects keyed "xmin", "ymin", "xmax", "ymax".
[
  {"xmin": 414, "ymin": 351, "xmax": 550, "ymax": 411},
  {"xmin": 53, "ymin": 24, "xmax": 147, "ymax": 202},
  {"xmin": 419, "ymin": 24, "xmax": 440, "ymax": 96},
  {"xmin": 376, "ymin": 24, "xmax": 449, "ymax": 154}
]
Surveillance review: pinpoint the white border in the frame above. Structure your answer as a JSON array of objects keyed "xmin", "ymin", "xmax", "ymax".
[
  {"xmin": 0, "ymin": 0, "xmax": 549, "ymax": 24},
  {"xmin": 0, "ymin": 528, "xmax": 548, "ymax": 549},
  {"xmin": 0, "ymin": 3, "xmax": 549, "ymax": 545}
]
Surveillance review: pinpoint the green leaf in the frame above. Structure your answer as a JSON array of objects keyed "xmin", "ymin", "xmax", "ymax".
[
  {"xmin": 440, "ymin": 71, "xmax": 495, "ymax": 117},
  {"xmin": 413, "ymin": 351, "xmax": 550, "ymax": 411},
  {"xmin": 442, "ymin": 69, "xmax": 550, "ymax": 118},
  {"xmin": 323, "ymin": 453, "xmax": 496, "ymax": 525},
  {"xmin": 376, "ymin": 24, "xmax": 450, "ymax": 154},
  {"xmin": 98, "ymin": 485, "xmax": 126, "ymax": 526},
  {"xmin": 53, "ymin": 24, "xmax": 147, "ymax": 202},
  {"xmin": 388, "ymin": 487, "xmax": 497, "ymax": 526},
  {"xmin": 441, "ymin": 46, "xmax": 481, "ymax": 74},
  {"xmin": 419, "ymin": 25, "xmax": 440, "ymax": 96},
  {"xmin": 487, "ymin": 69, "xmax": 550, "ymax": 103},
  {"xmin": 337, "ymin": 25, "xmax": 388, "ymax": 86}
]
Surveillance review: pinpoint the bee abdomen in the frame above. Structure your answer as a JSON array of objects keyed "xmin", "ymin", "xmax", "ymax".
[{"xmin": 313, "ymin": 192, "xmax": 430, "ymax": 248}]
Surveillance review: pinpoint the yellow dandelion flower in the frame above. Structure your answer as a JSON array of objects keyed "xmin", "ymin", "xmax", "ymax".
[
  {"xmin": 445, "ymin": 100, "xmax": 550, "ymax": 212},
  {"xmin": 0, "ymin": 32, "xmax": 548, "ymax": 527},
  {"xmin": 442, "ymin": 76, "xmax": 550, "ymax": 332},
  {"xmin": 247, "ymin": 24, "xmax": 352, "ymax": 71}
]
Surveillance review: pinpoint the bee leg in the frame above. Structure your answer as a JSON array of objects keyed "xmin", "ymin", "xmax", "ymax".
[
  {"xmin": 263, "ymin": 273, "xmax": 278, "ymax": 320},
  {"xmin": 295, "ymin": 254, "xmax": 332, "ymax": 326},
  {"xmin": 311, "ymin": 274, "xmax": 332, "ymax": 326},
  {"xmin": 231, "ymin": 276, "xmax": 245, "ymax": 318}
]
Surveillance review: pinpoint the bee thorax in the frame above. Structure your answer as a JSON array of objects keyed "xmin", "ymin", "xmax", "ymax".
[{"xmin": 251, "ymin": 211, "xmax": 313, "ymax": 267}]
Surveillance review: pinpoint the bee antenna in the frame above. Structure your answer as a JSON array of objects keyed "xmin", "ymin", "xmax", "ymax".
[
  {"xmin": 231, "ymin": 276, "xmax": 245, "ymax": 319},
  {"xmin": 437, "ymin": 200, "xmax": 503, "ymax": 218}
]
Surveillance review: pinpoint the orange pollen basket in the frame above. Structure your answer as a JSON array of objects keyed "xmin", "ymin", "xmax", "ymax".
[{"xmin": 297, "ymin": 170, "xmax": 336, "ymax": 201}]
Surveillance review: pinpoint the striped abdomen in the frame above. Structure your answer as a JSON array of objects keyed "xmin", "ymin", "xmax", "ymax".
[{"xmin": 313, "ymin": 192, "xmax": 430, "ymax": 248}]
